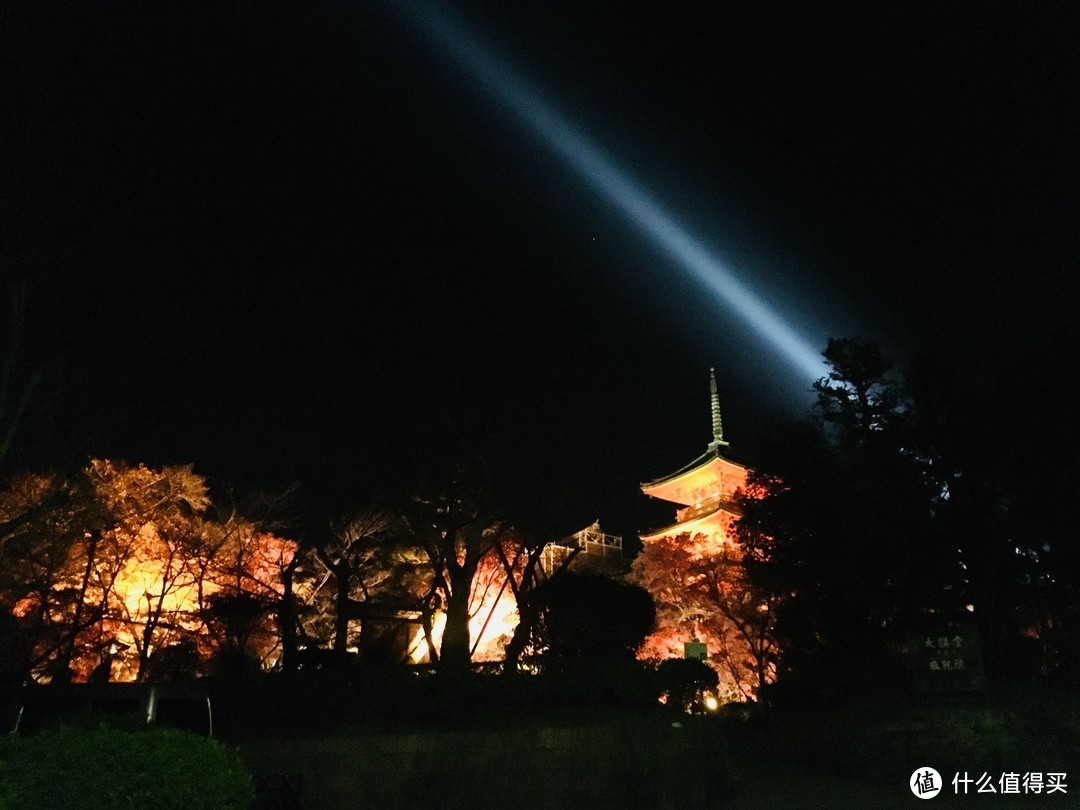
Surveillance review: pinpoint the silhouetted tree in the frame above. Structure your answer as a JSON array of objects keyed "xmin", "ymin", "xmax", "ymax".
[
  {"xmin": 525, "ymin": 572, "xmax": 655, "ymax": 668},
  {"xmin": 737, "ymin": 339, "xmax": 954, "ymax": 699},
  {"xmin": 498, "ymin": 525, "xmax": 581, "ymax": 675},
  {"xmin": 289, "ymin": 509, "xmax": 428, "ymax": 666},
  {"xmin": 406, "ymin": 460, "xmax": 511, "ymax": 675},
  {"xmin": 909, "ymin": 330, "xmax": 1080, "ymax": 683}
]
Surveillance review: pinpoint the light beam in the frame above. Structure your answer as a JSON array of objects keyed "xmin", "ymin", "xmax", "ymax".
[{"xmin": 395, "ymin": 2, "xmax": 828, "ymax": 383}]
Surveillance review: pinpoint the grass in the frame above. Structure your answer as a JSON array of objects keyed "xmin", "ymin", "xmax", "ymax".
[{"xmin": 719, "ymin": 686, "xmax": 1080, "ymax": 807}]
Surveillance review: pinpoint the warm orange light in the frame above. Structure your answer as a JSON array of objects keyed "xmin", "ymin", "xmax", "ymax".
[
  {"xmin": 635, "ymin": 444, "xmax": 774, "ymax": 703},
  {"xmin": 0, "ymin": 464, "xmax": 297, "ymax": 683},
  {"xmin": 407, "ymin": 589, "xmax": 520, "ymax": 663}
]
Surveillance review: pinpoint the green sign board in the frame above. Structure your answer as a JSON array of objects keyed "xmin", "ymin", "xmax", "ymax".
[
  {"xmin": 907, "ymin": 616, "xmax": 986, "ymax": 695},
  {"xmin": 684, "ymin": 640, "xmax": 708, "ymax": 660}
]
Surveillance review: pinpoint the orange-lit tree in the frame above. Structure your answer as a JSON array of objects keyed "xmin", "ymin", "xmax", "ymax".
[
  {"xmin": 0, "ymin": 470, "xmax": 96, "ymax": 681},
  {"xmin": 197, "ymin": 506, "xmax": 297, "ymax": 674},
  {"xmin": 291, "ymin": 510, "xmax": 430, "ymax": 665},
  {"xmin": 0, "ymin": 460, "xmax": 296, "ymax": 682},
  {"xmin": 630, "ymin": 524, "xmax": 777, "ymax": 702}
]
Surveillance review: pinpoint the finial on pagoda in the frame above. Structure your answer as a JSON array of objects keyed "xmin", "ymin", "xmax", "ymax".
[{"xmin": 708, "ymin": 367, "xmax": 729, "ymax": 451}]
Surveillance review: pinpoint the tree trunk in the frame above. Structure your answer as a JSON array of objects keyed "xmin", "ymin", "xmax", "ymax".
[
  {"xmin": 502, "ymin": 547, "xmax": 577, "ymax": 674},
  {"xmin": 278, "ymin": 560, "xmax": 299, "ymax": 671},
  {"xmin": 421, "ymin": 604, "xmax": 439, "ymax": 664},
  {"xmin": 502, "ymin": 604, "xmax": 533, "ymax": 674},
  {"xmin": 439, "ymin": 563, "xmax": 472, "ymax": 674},
  {"xmin": 333, "ymin": 563, "xmax": 351, "ymax": 656}
]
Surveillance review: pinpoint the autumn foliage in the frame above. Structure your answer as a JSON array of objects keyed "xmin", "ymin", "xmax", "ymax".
[
  {"xmin": 0, "ymin": 460, "xmax": 294, "ymax": 683},
  {"xmin": 630, "ymin": 525, "xmax": 777, "ymax": 702}
]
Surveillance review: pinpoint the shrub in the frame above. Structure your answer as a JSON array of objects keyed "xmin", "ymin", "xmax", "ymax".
[
  {"xmin": 0, "ymin": 724, "xmax": 253, "ymax": 810},
  {"xmin": 655, "ymin": 658, "xmax": 720, "ymax": 713}
]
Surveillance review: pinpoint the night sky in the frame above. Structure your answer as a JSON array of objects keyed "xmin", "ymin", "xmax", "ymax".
[{"xmin": 4, "ymin": 1, "xmax": 1078, "ymax": 541}]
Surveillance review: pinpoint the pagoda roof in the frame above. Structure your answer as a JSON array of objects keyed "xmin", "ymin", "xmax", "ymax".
[
  {"xmin": 639, "ymin": 499, "xmax": 739, "ymax": 542},
  {"xmin": 641, "ymin": 449, "xmax": 749, "ymax": 505},
  {"xmin": 643, "ymin": 449, "xmax": 717, "ymax": 488}
]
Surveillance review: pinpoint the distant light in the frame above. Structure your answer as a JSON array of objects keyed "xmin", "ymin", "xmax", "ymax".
[
  {"xmin": 395, "ymin": 1, "xmax": 828, "ymax": 384},
  {"xmin": 703, "ymin": 694, "xmax": 719, "ymax": 711}
]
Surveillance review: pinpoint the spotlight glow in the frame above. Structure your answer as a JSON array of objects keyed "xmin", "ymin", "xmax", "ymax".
[{"xmin": 396, "ymin": 2, "xmax": 828, "ymax": 383}]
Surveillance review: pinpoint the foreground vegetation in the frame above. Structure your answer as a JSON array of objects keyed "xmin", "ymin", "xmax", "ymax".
[
  {"xmin": 723, "ymin": 686, "xmax": 1079, "ymax": 806},
  {"xmin": 2, "ymin": 665, "xmax": 1075, "ymax": 807},
  {"xmin": 0, "ymin": 724, "xmax": 253, "ymax": 810}
]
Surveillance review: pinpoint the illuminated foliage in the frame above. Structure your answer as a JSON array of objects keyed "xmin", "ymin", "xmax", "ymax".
[
  {"xmin": 287, "ymin": 504, "xmax": 526, "ymax": 669},
  {"xmin": 631, "ymin": 528, "xmax": 777, "ymax": 703},
  {"xmin": 0, "ymin": 460, "xmax": 296, "ymax": 682},
  {"xmin": 291, "ymin": 511, "xmax": 430, "ymax": 664}
]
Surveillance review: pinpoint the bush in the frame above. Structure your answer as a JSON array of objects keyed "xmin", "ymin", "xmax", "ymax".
[
  {"xmin": 528, "ymin": 573, "xmax": 656, "ymax": 665},
  {"xmin": 0, "ymin": 724, "xmax": 253, "ymax": 809},
  {"xmin": 740, "ymin": 688, "xmax": 1080, "ymax": 788},
  {"xmin": 655, "ymin": 658, "xmax": 720, "ymax": 713}
]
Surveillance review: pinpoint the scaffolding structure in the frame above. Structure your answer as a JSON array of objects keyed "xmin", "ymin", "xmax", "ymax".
[{"xmin": 540, "ymin": 521, "xmax": 624, "ymax": 578}]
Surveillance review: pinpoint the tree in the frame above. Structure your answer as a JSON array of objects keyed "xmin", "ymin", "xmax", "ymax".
[
  {"xmin": 737, "ymin": 339, "xmax": 956, "ymax": 699},
  {"xmin": 0, "ymin": 459, "xmax": 297, "ymax": 682},
  {"xmin": 814, "ymin": 337, "xmax": 902, "ymax": 440},
  {"xmin": 498, "ymin": 526, "xmax": 579, "ymax": 674},
  {"xmin": 309, "ymin": 512, "xmax": 393, "ymax": 658},
  {"xmin": 291, "ymin": 510, "xmax": 428, "ymax": 666},
  {"xmin": 197, "ymin": 500, "xmax": 298, "ymax": 673},
  {"xmin": 523, "ymin": 572, "xmax": 654, "ymax": 668},
  {"xmin": 0, "ymin": 281, "xmax": 62, "ymax": 573},
  {"xmin": 201, "ymin": 592, "xmax": 275, "ymax": 675},
  {"xmin": 0, "ymin": 470, "xmax": 105, "ymax": 681},
  {"xmin": 285, "ymin": 469, "xmax": 548, "ymax": 672},
  {"xmin": 907, "ymin": 330, "xmax": 1080, "ymax": 683},
  {"xmin": 631, "ymin": 527, "xmax": 777, "ymax": 702},
  {"xmin": 405, "ymin": 460, "xmax": 512, "ymax": 675},
  {"xmin": 87, "ymin": 459, "xmax": 213, "ymax": 680}
]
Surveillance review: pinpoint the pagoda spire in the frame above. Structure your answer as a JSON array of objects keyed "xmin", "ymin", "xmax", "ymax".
[{"xmin": 708, "ymin": 367, "xmax": 729, "ymax": 451}]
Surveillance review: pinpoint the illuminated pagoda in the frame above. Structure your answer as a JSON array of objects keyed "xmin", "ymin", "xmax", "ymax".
[
  {"xmin": 635, "ymin": 370, "xmax": 774, "ymax": 700},
  {"xmin": 640, "ymin": 369, "xmax": 748, "ymax": 549}
]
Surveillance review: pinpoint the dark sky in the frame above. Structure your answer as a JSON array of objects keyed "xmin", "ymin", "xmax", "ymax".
[{"xmin": 3, "ymin": 1, "xmax": 1078, "ymax": 540}]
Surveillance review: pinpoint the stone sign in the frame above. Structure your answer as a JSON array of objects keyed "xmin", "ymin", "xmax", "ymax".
[{"xmin": 908, "ymin": 615, "xmax": 986, "ymax": 695}]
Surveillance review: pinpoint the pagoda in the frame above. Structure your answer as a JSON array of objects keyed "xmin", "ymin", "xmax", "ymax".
[{"xmin": 640, "ymin": 369, "xmax": 749, "ymax": 548}]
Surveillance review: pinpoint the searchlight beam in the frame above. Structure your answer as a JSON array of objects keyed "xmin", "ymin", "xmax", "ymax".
[{"xmin": 396, "ymin": 2, "xmax": 828, "ymax": 383}]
